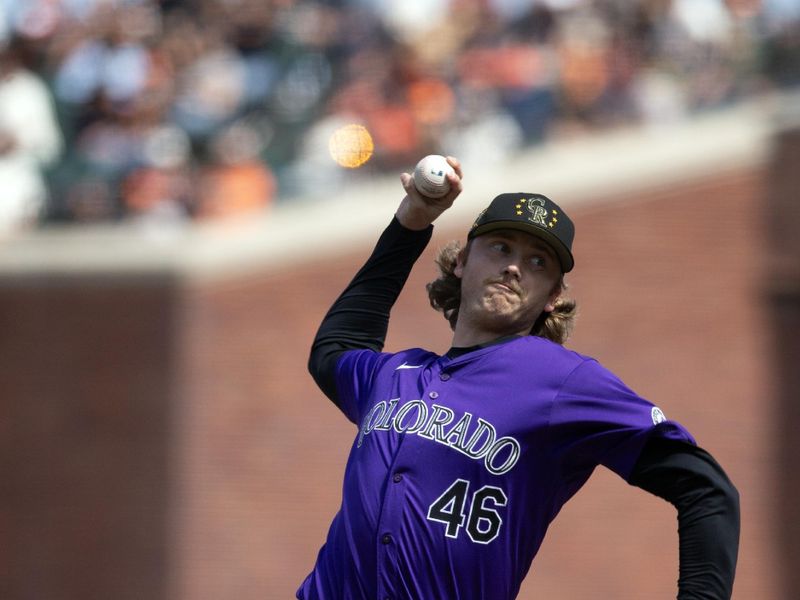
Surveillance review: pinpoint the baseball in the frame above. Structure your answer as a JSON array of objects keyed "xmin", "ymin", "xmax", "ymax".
[{"xmin": 413, "ymin": 155, "xmax": 454, "ymax": 198}]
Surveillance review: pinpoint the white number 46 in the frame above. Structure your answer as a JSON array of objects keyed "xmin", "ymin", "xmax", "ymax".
[{"xmin": 426, "ymin": 478, "xmax": 507, "ymax": 544}]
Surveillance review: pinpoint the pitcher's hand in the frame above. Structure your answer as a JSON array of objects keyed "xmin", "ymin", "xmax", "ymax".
[{"xmin": 395, "ymin": 156, "xmax": 463, "ymax": 230}]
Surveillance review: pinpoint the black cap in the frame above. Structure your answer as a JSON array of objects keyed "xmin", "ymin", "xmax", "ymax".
[{"xmin": 468, "ymin": 193, "xmax": 575, "ymax": 272}]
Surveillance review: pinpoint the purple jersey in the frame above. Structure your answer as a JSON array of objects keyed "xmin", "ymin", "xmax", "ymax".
[{"xmin": 297, "ymin": 335, "xmax": 694, "ymax": 600}]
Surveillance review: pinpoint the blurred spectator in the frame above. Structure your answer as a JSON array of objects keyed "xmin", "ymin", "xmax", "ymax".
[
  {"xmin": 760, "ymin": 0, "xmax": 800, "ymax": 86},
  {"xmin": 194, "ymin": 120, "xmax": 276, "ymax": 220},
  {"xmin": 52, "ymin": 5, "xmax": 155, "ymax": 108},
  {"xmin": 170, "ymin": 32, "xmax": 247, "ymax": 140},
  {"xmin": 121, "ymin": 124, "xmax": 193, "ymax": 225},
  {"xmin": 555, "ymin": 7, "xmax": 614, "ymax": 126},
  {"xmin": 0, "ymin": 36, "xmax": 63, "ymax": 236}
]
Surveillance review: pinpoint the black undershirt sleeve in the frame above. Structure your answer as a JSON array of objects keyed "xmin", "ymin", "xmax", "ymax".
[
  {"xmin": 308, "ymin": 217, "xmax": 433, "ymax": 406},
  {"xmin": 629, "ymin": 437, "xmax": 740, "ymax": 599}
]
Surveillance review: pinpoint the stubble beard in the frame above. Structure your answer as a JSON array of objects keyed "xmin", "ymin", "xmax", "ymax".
[{"xmin": 463, "ymin": 283, "xmax": 534, "ymax": 337}]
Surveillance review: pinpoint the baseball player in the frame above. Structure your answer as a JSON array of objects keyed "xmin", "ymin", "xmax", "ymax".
[{"xmin": 298, "ymin": 156, "xmax": 740, "ymax": 599}]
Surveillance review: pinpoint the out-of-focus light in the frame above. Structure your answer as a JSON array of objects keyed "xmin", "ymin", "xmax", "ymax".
[{"xmin": 328, "ymin": 123, "xmax": 374, "ymax": 168}]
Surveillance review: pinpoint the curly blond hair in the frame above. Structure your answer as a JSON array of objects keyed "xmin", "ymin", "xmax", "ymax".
[{"xmin": 426, "ymin": 240, "xmax": 578, "ymax": 345}]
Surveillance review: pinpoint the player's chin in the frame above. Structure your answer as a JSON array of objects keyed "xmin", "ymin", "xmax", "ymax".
[
  {"xmin": 482, "ymin": 292, "xmax": 520, "ymax": 312},
  {"xmin": 479, "ymin": 300, "xmax": 525, "ymax": 327},
  {"xmin": 482, "ymin": 295, "xmax": 543, "ymax": 326}
]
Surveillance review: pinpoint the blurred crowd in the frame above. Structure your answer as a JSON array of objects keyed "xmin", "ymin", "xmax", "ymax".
[{"xmin": 0, "ymin": 0, "xmax": 798, "ymax": 234}]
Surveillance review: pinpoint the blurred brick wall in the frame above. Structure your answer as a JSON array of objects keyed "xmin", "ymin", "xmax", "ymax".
[
  {"xmin": 765, "ymin": 124, "xmax": 800, "ymax": 599},
  {"xmin": 0, "ymin": 276, "xmax": 176, "ymax": 600},
  {"xmin": 0, "ymin": 157, "xmax": 793, "ymax": 599}
]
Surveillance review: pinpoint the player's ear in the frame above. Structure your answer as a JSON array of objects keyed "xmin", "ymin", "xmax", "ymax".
[
  {"xmin": 454, "ymin": 247, "xmax": 468, "ymax": 278},
  {"xmin": 543, "ymin": 279, "xmax": 563, "ymax": 313}
]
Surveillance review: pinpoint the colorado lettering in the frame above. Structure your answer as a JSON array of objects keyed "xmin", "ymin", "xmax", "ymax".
[{"xmin": 358, "ymin": 399, "xmax": 521, "ymax": 475}]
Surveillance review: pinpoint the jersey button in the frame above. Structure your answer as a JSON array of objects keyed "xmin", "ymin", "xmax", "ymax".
[
  {"xmin": 429, "ymin": 391, "xmax": 438, "ymax": 399},
  {"xmin": 381, "ymin": 534, "xmax": 392, "ymax": 545},
  {"xmin": 393, "ymin": 473, "xmax": 403, "ymax": 483},
  {"xmin": 440, "ymin": 372, "xmax": 451, "ymax": 381}
]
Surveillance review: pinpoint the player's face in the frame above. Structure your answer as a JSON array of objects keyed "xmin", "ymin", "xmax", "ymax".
[{"xmin": 454, "ymin": 229, "xmax": 562, "ymax": 342}]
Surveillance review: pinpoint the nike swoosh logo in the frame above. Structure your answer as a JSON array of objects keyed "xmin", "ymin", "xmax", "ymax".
[{"xmin": 396, "ymin": 362, "xmax": 423, "ymax": 370}]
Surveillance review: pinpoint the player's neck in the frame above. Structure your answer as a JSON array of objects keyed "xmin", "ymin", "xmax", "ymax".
[
  {"xmin": 451, "ymin": 321, "xmax": 530, "ymax": 348},
  {"xmin": 447, "ymin": 333, "xmax": 523, "ymax": 358}
]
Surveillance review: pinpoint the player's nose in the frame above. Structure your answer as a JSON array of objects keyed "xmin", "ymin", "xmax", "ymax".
[{"xmin": 502, "ymin": 262, "xmax": 522, "ymax": 279}]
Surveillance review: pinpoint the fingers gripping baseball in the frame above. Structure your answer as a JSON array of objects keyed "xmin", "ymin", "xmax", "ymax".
[{"xmin": 396, "ymin": 156, "xmax": 463, "ymax": 230}]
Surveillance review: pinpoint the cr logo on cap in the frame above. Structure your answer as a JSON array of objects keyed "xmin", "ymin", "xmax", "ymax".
[{"xmin": 524, "ymin": 198, "xmax": 548, "ymax": 227}]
